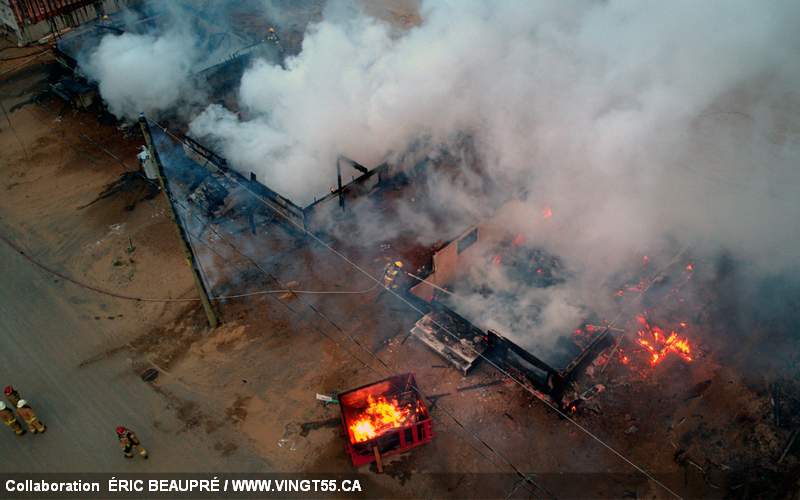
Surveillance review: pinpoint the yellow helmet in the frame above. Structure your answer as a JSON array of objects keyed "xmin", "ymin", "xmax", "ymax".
[{"xmin": 394, "ymin": 261, "xmax": 403, "ymax": 268}]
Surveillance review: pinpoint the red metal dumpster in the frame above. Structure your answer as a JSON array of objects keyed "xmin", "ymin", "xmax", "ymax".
[{"xmin": 338, "ymin": 373, "xmax": 433, "ymax": 467}]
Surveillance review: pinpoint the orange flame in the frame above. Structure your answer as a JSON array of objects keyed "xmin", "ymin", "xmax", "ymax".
[
  {"xmin": 635, "ymin": 315, "xmax": 692, "ymax": 366},
  {"xmin": 348, "ymin": 395, "xmax": 412, "ymax": 443}
]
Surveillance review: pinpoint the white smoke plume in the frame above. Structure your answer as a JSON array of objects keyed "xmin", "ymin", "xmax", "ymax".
[
  {"xmin": 192, "ymin": 0, "xmax": 800, "ymax": 348},
  {"xmin": 189, "ymin": 0, "xmax": 800, "ymax": 267},
  {"xmin": 82, "ymin": 0, "xmax": 800, "ymax": 348},
  {"xmin": 82, "ymin": 31, "xmax": 200, "ymax": 119},
  {"xmin": 79, "ymin": 0, "xmax": 290, "ymax": 120}
]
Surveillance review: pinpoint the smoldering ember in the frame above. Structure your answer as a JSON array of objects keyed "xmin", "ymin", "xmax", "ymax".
[{"xmin": 0, "ymin": 1, "xmax": 798, "ymax": 498}]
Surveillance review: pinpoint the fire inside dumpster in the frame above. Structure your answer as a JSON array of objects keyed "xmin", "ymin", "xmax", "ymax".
[{"xmin": 339, "ymin": 373, "xmax": 433, "ymax": 467}]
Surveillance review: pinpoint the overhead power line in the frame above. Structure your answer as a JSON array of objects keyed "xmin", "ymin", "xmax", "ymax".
[
  {"xmin": 0, "ymin": 232, "xmax": 379, "ymax": 303},
  {"xmin": 3, "ymin": 101, "xmax": 554, "ymax": 498},
  {"xmin": 149, "ymin": 119, "xmax": 684, "ymax": 499}
]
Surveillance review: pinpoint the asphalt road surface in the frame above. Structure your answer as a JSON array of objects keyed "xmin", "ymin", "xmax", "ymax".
[{"xmin": 0, "ymin": 241, "xmax": 267, "ymax": 473}]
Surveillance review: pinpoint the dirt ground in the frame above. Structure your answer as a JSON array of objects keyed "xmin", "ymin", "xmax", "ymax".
[{"xmin": 1, "ymin": 39, "xmax": 798, "ymax": 499}]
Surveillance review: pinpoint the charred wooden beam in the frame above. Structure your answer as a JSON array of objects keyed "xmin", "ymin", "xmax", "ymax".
[
  {"xmin": 340, "ymin": 155, "xmax": 369, "ymax": 174},
  {"xmin": 561, "ymin": 327, "xmax": 613, "ymax": 379},
  {"xmin": 336, "ymin": 158, "xmax": 344, "ymax": 210}
]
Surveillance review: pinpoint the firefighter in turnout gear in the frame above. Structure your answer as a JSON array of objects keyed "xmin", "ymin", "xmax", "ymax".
[
  {"xmin": 0, "ymin": 401, "xmax": 24, "ymax": 436},
  {"xmin": 15, "ymin": 400, "xmax": 45, "ymax": 434},
  {"xmin": 117, "ymin": 426, "xmax": 148, "ymax": 459},
  {"xmin": 4, "ymin": 385, "xmax": 21, "ymax": 408},
  {"xmin": 382, "ymin": 261, "xmax": 404, "ymax": 289}
]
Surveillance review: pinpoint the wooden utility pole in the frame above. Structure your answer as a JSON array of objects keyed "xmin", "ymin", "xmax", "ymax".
[
  {"xmin": 138, "ymin": 114, "xmax": 219, "ymax": 328},
  {"xmin": 336, "ymin": 157, "xmax": 344, "ymax": 210}
]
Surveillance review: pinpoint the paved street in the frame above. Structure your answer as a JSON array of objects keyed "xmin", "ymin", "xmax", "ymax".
[{"xmin": 0, "ymin": 241, "xmax": 267, "ymax": 472}]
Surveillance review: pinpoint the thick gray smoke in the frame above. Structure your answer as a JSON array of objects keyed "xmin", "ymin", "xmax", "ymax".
[
  {"xmin": 83, "ymin": 0, "xmax": 800, "ymax": 347},
  {"xmin": 188, "ymin": 0, "xmax": 800, "ymax": 264},
  {"xmin": 188, "ymin": 0, "xmax": 800, "ymax": 346},
  {"xmin": 80, "ymin": 0, "xmax": 287, "ymax": 119}
]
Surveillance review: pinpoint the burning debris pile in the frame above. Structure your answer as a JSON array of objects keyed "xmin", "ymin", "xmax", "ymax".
[
  {"xmin": 561, "ymin": 251, "xmax": 701, "ymax": 376},
  {"xmin": 338, "ymin": 374, "xmax": 432, "ymax": 467},
  {"xmin": 187, "ymin": 175, "xmax": 230, "ymax": 218},
  {"xmin": 633, "ymin": 315, "xmax": 693, "ymax": 367},
  {"xmin": 348, "ymin": 395, "xmax": 414, "ymax": 443},
  {"xmin": 410, "ymin": 236, "xmax": 711, "ymax": 414},
  {"xmin": 615, "ymin": 259, "xmax": 702, "ymax": 374},
  {"xmin": 562, "ymin": 256, "xmax": 719, "ymax": 416},
  {"xmin": 442, "ymin": 240, "xmax": 583, "ymax": 354},
  {"xmin": 487, "ymin": 232, "xmax": 565, "ymax": 285},
  {"xmin": 408, "ymin": 223, "xmax": 612, "ymax": 402}
]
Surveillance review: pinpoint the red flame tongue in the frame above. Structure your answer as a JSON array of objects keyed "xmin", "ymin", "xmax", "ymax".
[
  {"xmin": 348, "ymin": 396, "xmax": 412, "ymax": 443},
  {"xmin": 634, "ymin": 315, "xmax": 692, "ymax": 366}
]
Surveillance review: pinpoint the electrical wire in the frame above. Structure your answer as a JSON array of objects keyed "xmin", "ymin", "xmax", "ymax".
[
  {"xmin": 0, "ymin": 232, "xmax": 380, "ymax": 302},
  {"xmin": 0, "ymin": 48, "xmax": 50, "ymax": 77},
  {"xmin": 3, "ymin": 101, "xmax": 663, "ymax": 497},
  {"xmin": 0, "ymin": 48, "xmax": 50, "ymax": 62},
  {"xmin": 0, "ymin": 231, "xmax": 191, "ymax": 302},
  {"xmin": 6, "ymin": 96, "xmax": 545, "ymax": 498},
  {"xmin": 131, "ymin": 124, "xmax": 550, "ymax": 497},
  {"xmin": 149, "ymin": 119, "xmax": 684, "ymax": 499},
  {"xmin": 0, "ymin": 98, "xmax": 29, "ymax": 159},
  {"xmin": 20, "ymin": 110, "xmax": 676, "ymax": 497},
  {"xmin": 0, "ymin": 113, "xmax": 381, "ymax": 303}
]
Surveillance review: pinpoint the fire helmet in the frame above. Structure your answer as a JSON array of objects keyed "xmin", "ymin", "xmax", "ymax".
[
  {"xmin": 0, "ymin": 402, "xmax": 5, "ymax": 411},
  {"xmin": 394, "ymin": 261, "xmax": 403, "ymax": 268},
  {"xmin": 116, "ymin": 426, "xmax": 127, "ymax": 435},
  {"xmin": 16, "ymin": 400, "xmax": 26, "ymax": 408},
  {"xmin": 3, "ymin": 386, "xmax": 13, "ymax": 395}
]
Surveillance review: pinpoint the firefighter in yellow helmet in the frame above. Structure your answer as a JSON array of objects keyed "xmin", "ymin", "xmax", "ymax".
[
  {"xmin": 0, "ymin": 401, "xmax": 24, "ymax": 436},
  {"xmin": 382, "ymin": 260, "xmax": 404, "ymax": 289}
]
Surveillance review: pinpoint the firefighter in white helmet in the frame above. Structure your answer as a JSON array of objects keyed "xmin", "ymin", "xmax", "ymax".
[
  {"xmin": 16, "ymin": 400, "xmax": 45, "ymax": 434},
  {"xmin": 0, "ymin": 401, "xmax": 24, "ymax": 436}
]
